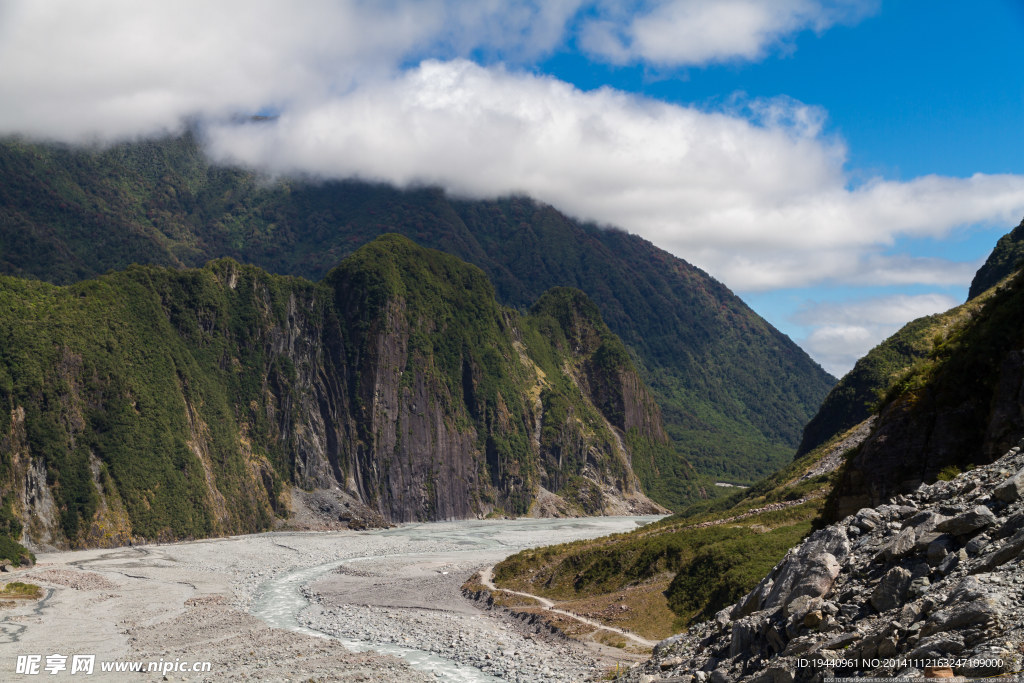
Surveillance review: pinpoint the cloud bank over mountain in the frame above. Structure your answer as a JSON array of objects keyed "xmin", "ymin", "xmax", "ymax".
[{"xmin": 1, "ymin": 0, "xmax": 1019, "ymax": 374}]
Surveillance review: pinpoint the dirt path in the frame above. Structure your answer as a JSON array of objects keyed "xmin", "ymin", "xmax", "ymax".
[{"xmin": 479, "ymin": 566, "xmax": 658, "ymax": 649}]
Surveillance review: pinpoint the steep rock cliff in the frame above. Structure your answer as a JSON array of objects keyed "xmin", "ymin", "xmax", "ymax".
[{"xmin": 0, "ymin": 235, "xmax": 667, "ymax": 550}]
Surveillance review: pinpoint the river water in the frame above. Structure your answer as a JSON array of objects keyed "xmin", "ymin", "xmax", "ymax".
[{"xmin": 250, "ymin": 516, "xmax": 662, "ymax": 681}]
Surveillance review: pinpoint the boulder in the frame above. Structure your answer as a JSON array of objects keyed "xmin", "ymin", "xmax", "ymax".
[
  {"xmin": 993, "ymin": 468, "xmax": 1024, "ymax": 502},
  {"xmin": 855, "ymin": 508, "xmax": 882, "ymax": 531},
  {"xmin": 925, "ymin": 534, "xmax": 956, "ymax": 565},
  {"xmin": 935, "ymin": 506, "xmax": 997, "ymax": 535},
  {"xmin": 973, "ymin": 528, "xmax": 1024, "ymax": 573},
  {"xmin": 776, "ymin": 553, "xmax": 841, "ymax": 610},
  {"xmin": 870, "ymin": 567, "xmax": 913, "ymax": 612},
  {"xmin": 880, "ymin": 526, "xmax": 917, "ymax": 561},
  {"xmin": 921, "ymin": 578, "xmax": 1002, "ymax": 636}
]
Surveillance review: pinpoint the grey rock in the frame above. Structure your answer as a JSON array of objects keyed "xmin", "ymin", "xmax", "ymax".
[
  {"xmin": 783, "ymin": 594, "xmax": 818, "ymax": 620},
  {"xmin": 908, "ymin": 576, "xmax": 931, "ymax": 598},
  {"xmin": 855, "ymin": 508, "xmax": 882, "ymax": 531},
  {"xmin": 907, "ymin": 510, "xmax": 946, "ymax": 535},
  {"xmin": 936, "ymin": 548, "xmax": 965, "ymax": 575},
  {"xmin": 765, "ymin": 625, "xmax": 786, "ymax": 653},
  {"xmin": 660, "ymin": 657, "xmax": 684, "ymax": 671},
  {"xmin": 870, "ymin": 567, "xmax": 912, "ymax": 612},
  {"xmin": 880, "ymin": 526, "xmax": 916, "ymax": 561},
  {"xmin": 654, "ymin": 634, "xmax": 685, "ymax": 656},
  {"xmin": 935, "ymin": 505, "xmax": 997, "ymax": 535},
  {"xmin": 909, "ymin": 634, "xmax": 964, "ymax": 659},
  {"xmin": 765, "ymin": 666, "xmax": 795, "ymax": 683},
  {"xmin": 914, "ymin": 530, "xmax": 943, "ymax": 551},
  {"xmin": 709, "ymin": 668, "xmax": 730, "ymax": 683},
  {"xmin": 965, "ymin": 534, "xmax": 991, "ymax": 556},
  {"xmin": 926, "ymin": 534, "xmax": 956, "ymax": 564},
  {"xmin": 991, "ymin": 511, "xmax": 1024, "ymax": 539},
  {"xmin": 973, "ymin": 527, "xmax": 1024, "ymax": 573},
  {"xmin": 730, "ymin": 616, "xmax": 766, "ymax": 658},
  {"xmin": 993, "ymin": 468, "xmax": 1024, "ymax": 502},
  {"xmin": 731, "ymin": 576, "xmax": 774, "ymax": 620},
  {"xmin": 824, "ymin": 632, "xmax": 860, "ymax": 649},
  {"xmin": 762, "ymin": 551, "xmax": 841, "ymax": 613},
  {"xmin": 893, "ymin": 504, "xmax": 918, "ymax": 519},
  {"xmin": 921, "ymin": 578, "xmax": 1002, "ymax": 636}
]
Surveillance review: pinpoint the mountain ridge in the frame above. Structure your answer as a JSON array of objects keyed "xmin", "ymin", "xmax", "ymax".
[
  {"xmin": 0, "ymin": 236, "xmax": 669, "ymax": 552},
  {"xmin": 0, "ymin": 132, "xmax": 836, "ymax": 499}
]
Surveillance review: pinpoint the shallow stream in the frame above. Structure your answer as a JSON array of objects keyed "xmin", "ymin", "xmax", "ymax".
[{"xmin": 251, "ymin": 516, "xmax": 660, "ymax": 681}]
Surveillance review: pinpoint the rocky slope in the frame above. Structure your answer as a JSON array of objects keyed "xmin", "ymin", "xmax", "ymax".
[
  {"xmin": 0, "ymin": 235, "xmax": 667, "ymax": 552},
  {"xmin": 0, "ymin": 133, "xmax": 836, "ymax": 499},
  {"xmin": 969, "ymin": 217, "xmax": 1024, "ymax": 299},
  {"xmin": 626, "ymin": 437, "xmax": 1024, "ymax": 682}
]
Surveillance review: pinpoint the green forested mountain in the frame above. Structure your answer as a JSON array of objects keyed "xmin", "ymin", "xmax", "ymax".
[
  {"xmin": 0, "ymin": 236, "xmax": 671, "ymax": 553},
  {"xmin": 0, "ymin": 133, "xmax": 835, "ymax": 498}
]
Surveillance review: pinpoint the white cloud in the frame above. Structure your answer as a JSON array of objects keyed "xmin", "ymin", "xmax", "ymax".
[
  {"xmin": 0, "ymin": 0, "xmax": 584, "ymax": 142},
  {"xmin": 794, "ymin": 293, "xmax": 960, "ymax": 326},
  {"xmin": 1, "ymin": 1, "xmax": 1022, "ymax": 297},
  {"xmin": 0, "ymin": 0, "xmax": 878, "ymax": 144},
  {"xmin": 202, "ymin": 60, "xmax": 1024, "ymax": 291},
  {"xmin": 795, "ymin": 293, "xmax": 960, "ymax": 375},
  {"xmin": 578, "ymin": 0, "xmax": 879, "ymax": 65}
]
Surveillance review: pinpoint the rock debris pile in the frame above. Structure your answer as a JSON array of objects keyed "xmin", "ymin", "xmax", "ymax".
[{"xmin": 625, "ymin": 439, "xmax": 1024, "ymax": 682}]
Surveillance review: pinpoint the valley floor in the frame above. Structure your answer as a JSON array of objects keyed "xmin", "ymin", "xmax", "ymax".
[{"xmin": 0, "ymin": 517, "xmax": 659, "ymax": 681}]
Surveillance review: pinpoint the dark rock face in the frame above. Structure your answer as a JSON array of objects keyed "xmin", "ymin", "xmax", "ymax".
[{"xmin": 625, "ymin": 439, "xmax": 1024, "ymax": 682}]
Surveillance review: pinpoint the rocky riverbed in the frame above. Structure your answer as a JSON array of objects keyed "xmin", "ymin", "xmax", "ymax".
[
  {"xmin": 299, "ymin": 551, "xmax": 604, "ymax": 682},
  {"xmin": 1, "ymin": 516, "xmax": 658, "ymax": 681}
]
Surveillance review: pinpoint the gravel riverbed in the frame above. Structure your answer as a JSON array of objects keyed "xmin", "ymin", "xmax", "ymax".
[{"xmin": 1, "ymin": 516, "xmax": 659, "ymax": 681}]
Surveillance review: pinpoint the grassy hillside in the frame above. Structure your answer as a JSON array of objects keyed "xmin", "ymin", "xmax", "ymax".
[
  {"xmin": 796, "ymin": 294, "xmax": 994, "ymax": 456},
  {"xmin": 0, "ymin": 133, "xmax": 835, "ymax": 503},
  {"xmin": 799, "ymin": 216, "xmax": 1024, "ymax": 458},
  {"xmin": 488, "ymin": 421, "xmax": 863, "ymax": 639},
  {"xmin": 827, "ymin": 265, "xmax": 1024, "ymax": 516}
]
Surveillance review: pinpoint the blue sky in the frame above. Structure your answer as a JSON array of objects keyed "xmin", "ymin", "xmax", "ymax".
[
  {"xmin": 1, "ymin": 0, "xmax": 1022, "ymax": 375},
  {"xmin": 536, "ymin": 0, "xmax": 1024, "ymax": 374}
]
